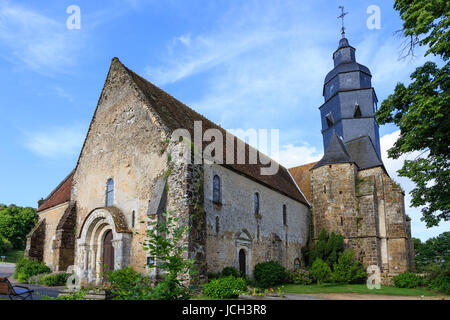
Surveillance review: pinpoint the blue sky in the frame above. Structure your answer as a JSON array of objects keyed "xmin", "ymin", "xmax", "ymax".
[{"xmin": 0, "ymin": 0, "xmax": 447, "ymax": 240}]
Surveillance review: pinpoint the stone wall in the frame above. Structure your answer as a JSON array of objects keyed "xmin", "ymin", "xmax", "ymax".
[
  {"xmin": 311, "ymin": 163, "xmax": 414, "ymax": 276},
  {"xmin": 35, "ymin": 202, "xmax": 69, "ymax": 270},
  {"xmin": 72, "ymin": 59, "xmax": 172, "ymax": 276},
  {"xmin": 25, "ymin": 218, "xmax": 46, "ymax": 262},
  {"xmin": 203, "ymin": 163, "xmax": 310, "ymax": 276}
]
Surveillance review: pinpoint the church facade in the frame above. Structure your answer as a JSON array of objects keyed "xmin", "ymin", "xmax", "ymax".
[{"xmin": 26, "ymin": 36, "xmax": 414, "ymax": 285}]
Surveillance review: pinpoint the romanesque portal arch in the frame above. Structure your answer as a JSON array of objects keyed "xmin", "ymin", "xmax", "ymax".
[{"xmin": 76, "ymin": 207, "xmax": 132, "ymax": 285}]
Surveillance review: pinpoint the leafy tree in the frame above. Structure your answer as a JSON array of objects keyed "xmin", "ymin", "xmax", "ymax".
[
  {"xmin": 376, "ymin": 0, "xmax": 450, "ymax": 227},
  {"xmin": 310, "ymin": 258, "xmax": 331, "ymax": 286},
  {"xmin": 0, "ymin": 204, "xmax": 38, "ymax": 249},
  {"xmin": 331, "ymin": 249, "xmax": 367, "ymax": 284},
  {"xmin": 140, "ymin": 212, "xmax": 196, "ymax": 300},
  {"xmin": 307, "ymin": 229, "xmax": 344, "ymax": 268},
  {"xmin": 413, "ymin": 232, "xmax": 450, "ymax": 272}
]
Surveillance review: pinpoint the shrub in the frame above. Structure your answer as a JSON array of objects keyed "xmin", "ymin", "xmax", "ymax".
[
  {"xmin": 428, "ymin": 275, "xmax": 450, "ymax": 294},
  {"xmin": 393, "ymin": 273, "xmax": 423, "ymax": 288},
  {"xmin": 203, "ymin": 276, "xmax": 247, "ymax": 299},
  {"xmin": 0, "ymin": 237, "xmax": 12, "ymax": 255},
  {"xmin": 423, "ymin": 263, "xmax": 450, "ymax": 294},
  {"xmin": 331, "ymin": 249, "xmax": 367, "ymax": 284},
  {"xmin": 253, "ymin": 261, "xmax": 287, "ymax": 288},
  {"xmin": 222, "ymin": 266, "xmax": 241, "ymax": 278},
  {"xmin": 307, "ymin": 229, "xmax": 344, "ymax": 268},
  {"xmin": 13, "ymin": 257, "xmax": 51, "ymax": 283},
  {"xmin": 310, "ymin": 258, "xmax": 331, "ymax": 285},
  {"xmin": 288, "ymin": 269, "xmax": 312, "ymax": 285},
  {"xmin": 41, "ymin": 273, "xmax": 70, "ymax": 286},
  {"xmin": 104, "ymin": 267, "xmax": 153, "ymax": 300}
]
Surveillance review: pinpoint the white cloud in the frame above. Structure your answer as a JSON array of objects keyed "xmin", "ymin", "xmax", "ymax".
[
  {"xmin": 380, "ymin": 130, "xmax": 450, "ymax": 240},
  {"xmin": 273, "ymin": 144, "xmax": 322, "ymax": 169},
  {"xmin": 0, "ymin": 0, "xmax": 83, "ymax": 74},
  {"xmin": 23, "ymin": 125, "xmax": 85, "ymax": 159}
]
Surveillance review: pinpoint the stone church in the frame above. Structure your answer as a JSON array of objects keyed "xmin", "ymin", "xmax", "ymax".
[{"xmin": 25, "ymin": 35, "xmax": 414, "ymax": 285}]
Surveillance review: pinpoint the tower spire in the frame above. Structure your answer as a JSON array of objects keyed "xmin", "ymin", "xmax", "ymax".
[{"xmin": 338, "ymin": 6, "xmax": 348, "ymax": 38}]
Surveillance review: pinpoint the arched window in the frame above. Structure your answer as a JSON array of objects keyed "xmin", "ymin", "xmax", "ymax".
[
  {"xmin": 213, "ymin": 175, "xmax": 221, "ymax": 204},
  {"xmin": 106, "ymin": 178, "xmax": 114, "ymax": 207},
  {"xmin": 283, "ymin": 205, "xmax": 287, "ymax": 225},
  {"xmin": 254, "ymin": 192, "xmax": 260, "ymax": 214}
]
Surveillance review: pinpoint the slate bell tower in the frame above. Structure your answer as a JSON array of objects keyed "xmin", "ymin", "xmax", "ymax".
[{"xmin": 320, "ymin": 36, "xmax": 381, "ymax": 159}]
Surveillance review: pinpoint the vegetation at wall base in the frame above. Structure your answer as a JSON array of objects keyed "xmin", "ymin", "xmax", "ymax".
[
  {"xmin": 203, "ymin": 276, "xmax": 247, "ymax": 299},
  {"xmin": 310, "ymin": 258, "xmax": 331, "ymax": 286},
  {"xmin": 253, "ymin": 261, "xmax": 288, "ymax": 288}
]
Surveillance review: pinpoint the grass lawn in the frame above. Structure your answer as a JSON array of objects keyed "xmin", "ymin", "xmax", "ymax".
[
  {"xmin": 284, "ymin": 283, "xmax": 440, "ymax": 296},
  {"xmin": 1, "ymin": 250, "xmax": 24, "ymax": 263}
]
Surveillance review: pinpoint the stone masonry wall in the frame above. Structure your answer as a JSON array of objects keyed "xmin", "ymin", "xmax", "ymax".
[
  {"xmin": 204, "ymin": 163, "xmax": 310, "ymax": 276},
  {"xmin": 72, "ymin": 59, "xmax": 172, "ymax": 275},
  {"xmin": 36, "ymin": 202, "xmax": 69, "ymax": 270},
  {"xmin": 311, "ymin": 163, "xmax": 382, "ymax": 269}
]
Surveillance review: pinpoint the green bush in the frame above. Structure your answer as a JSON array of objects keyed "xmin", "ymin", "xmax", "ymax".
[
  {"xmin": 0, "ymin": 237, "xmax": 12, "ymax": 255},
  {"xmin": 393, "ymin": 273, "xmax": 423, "ymax": 288},
  {"xmin": 307, "ymin": 229, "xmax": 344, "ymax": 267},
  {"xmin": 288, "ymin": 269, "xmax": 312, "ymax": 285},
  {"xmin": 203, "ymin": 276, "xmax": 247, "ymax": 299},
  {"xmin": 331, "ymin": 249, "xmax": 367, "ymax": 284},
  {"xmin": 428, "ymin": 275, "xmax": 450, "ymax": 294},
  {"xmin": 41, "ymin": 273, "xmax": 70, "ymax": 286},
  {"xmin": 13, "ymin": 257, "xmax": 51, "ymax": 283},
  {"xmin": 310, "ymin": 258, "xmax": 331, "ymax": 285},
  {"xmin": 423, "ymin": 263, "xmax": 450, "ymax": 294},
  {"xmin": 104, "ymin": 267, "xmax": 153, "ymax": 300},
  {"xmin": 253, "ymin": 261, "xmax": 287, "ymax": 288},
  {"xmin": 222, "ymin": 266, "xmax": 241, "ymax": 278}
]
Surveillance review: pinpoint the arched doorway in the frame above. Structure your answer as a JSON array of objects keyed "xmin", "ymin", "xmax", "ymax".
[
  {"xmin": 103, "ymin": 230, "xmax": 114, "ymax": 272},
  {"xmin": 77, "ymin": 207, "xmax": 132, "ymax": 285},
  {"xmin": 239, "ymin": 249, "xmax": 246, "ymax": 275}
]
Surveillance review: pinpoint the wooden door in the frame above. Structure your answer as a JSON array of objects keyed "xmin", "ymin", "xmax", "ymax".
[{"xmin": 103, "ymin": 230, "xmax": 114, "ymax": 272}]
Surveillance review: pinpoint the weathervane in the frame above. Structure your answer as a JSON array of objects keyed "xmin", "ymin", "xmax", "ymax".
[{"xmin": 338, "ymin": 6, "xmax": 348, "ymax": 38}]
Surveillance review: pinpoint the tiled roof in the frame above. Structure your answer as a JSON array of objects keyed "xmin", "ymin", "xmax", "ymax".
[
  {"xmin": 289, "ymin": 162, "xmax": 318, "ymax": 202},
  {"xmin": 37, "ymin": 170, "xmax": 74, "ymax": 212},
  {"xmin": 118, "ymin": 59, "xmax": 308, "ymax": 205}
]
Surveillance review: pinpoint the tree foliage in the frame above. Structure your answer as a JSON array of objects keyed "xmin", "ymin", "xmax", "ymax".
[
  {"xmin": 331, "ymin": 249, "xmax": 367, "ymax": 284},
  {"xmin": 376, "ymin": 0, "xmax": 450, "ymax": 227},
  {"xmin": 413, "ymin": 232, "xmax": 450, "ymax": 272},
  {"xmin": 307, "ymin": 229, "xmax": 344, "ymax": 268},
  {"xmin": 0, "ymin": 204, "xmax": 38, "ymax": 249},
  {"xmin": 140, "ymin": 212, "xmax": 196, "ymax": 300},
  {"xmin": 310, "ymin": 258, "xmax": 331, "ymax": 286}
]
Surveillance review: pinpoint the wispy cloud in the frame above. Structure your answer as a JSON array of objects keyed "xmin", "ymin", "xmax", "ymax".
[
  {"xmin": 0, "ymin": 0, "xmax": 83, "ymax": 74},
  {"xmin": 22, "ymin": 124, "xmax": 85, "ymax": 159}
]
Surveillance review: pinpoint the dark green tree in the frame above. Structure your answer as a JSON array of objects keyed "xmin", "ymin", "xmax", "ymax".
[
  {"xmin": 307, "ymin": 229, "xmax": 344, "ymax": 268},
  {"xmin": 413, "ymin": 232, "xmax": 450, "ymax": 272},
  {"xmin": 376, "ymin": 0, "xmax": 450, "ymax": 227},
  {"xmin": 0, "ymin": 204, "xmax": 38, "ymax": 249}
]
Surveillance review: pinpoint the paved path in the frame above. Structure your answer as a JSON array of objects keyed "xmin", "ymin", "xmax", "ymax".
[{"xmin": 0, "ymin": 262, "xmax": 61, "ymax": 300}]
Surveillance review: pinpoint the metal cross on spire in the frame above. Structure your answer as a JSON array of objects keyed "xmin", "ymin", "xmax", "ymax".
[{"xmin": 338, "ymin": 6, "xmax": 348, "ymax": 38}]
